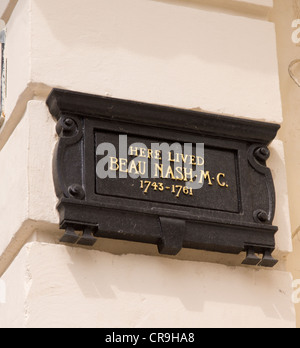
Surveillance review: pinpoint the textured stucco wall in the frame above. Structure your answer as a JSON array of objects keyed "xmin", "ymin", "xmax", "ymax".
[{"xmin": 0, "ymin": 242, "xmax": 295, "ymax": 328}]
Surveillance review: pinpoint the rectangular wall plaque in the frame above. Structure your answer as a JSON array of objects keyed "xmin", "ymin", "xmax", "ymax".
[{"xmin": 46, "ymin": 89, "xmax": 280, "ymax": 267}]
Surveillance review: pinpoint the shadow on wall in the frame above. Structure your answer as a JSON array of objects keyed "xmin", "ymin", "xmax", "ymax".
[
  {"xmin": 153, "ymin": 0, "xmax": 272, "ymax": 20},
  {"xmin": 65, "ymin": 246, "xmax": 293, "ymax": 326}
]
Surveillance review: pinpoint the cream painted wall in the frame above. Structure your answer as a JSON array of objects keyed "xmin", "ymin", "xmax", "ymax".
[
  {"xmin": 29, "ymin": 0, "xmax": 282, "ymax": 122},
  {"xmin": 0, "ymin": 100, "xmax": 58, "ymax": 276},
  {"xmin": 1, "ymin": 0, "xmax": 282, "ymax": 126},
  {"xmin": 0, "ymin": 0, "xmax": 296, "ymax": 328},
  {"xmin": 0, "ymin": 242, "xmax": 296, "ymax": 328}
]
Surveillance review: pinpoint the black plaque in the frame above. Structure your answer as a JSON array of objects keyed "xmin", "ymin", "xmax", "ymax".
[{"xmin": 47, "ymin": 89, "xmax": 280, "ymax": 267}]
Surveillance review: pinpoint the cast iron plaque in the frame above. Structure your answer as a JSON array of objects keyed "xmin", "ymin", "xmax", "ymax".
[{"xmin": 47, "ymin": 89, "xmax": 280, "ymax": 267}]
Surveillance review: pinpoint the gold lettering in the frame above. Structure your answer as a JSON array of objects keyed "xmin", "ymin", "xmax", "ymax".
[
  {"xmin": 109, "ymin": 153, "xmax": 223, "ymax": 191},
  {"xmin": 197, "ymin": 156, "xmax": 205, "ymax": 166},
  {"xmin": 217, "ymin": 173, "xmax": 226, "ymax": 187},
  {"xmin": 154, "ymin": 150, "xmax": 162, "ymax": 160},
  {"xmin": 128, "ymin": 160, "xmax": 139, "ymax": 175},
  {"xmin": 165, "ymin": 165, "xmax": 176, "ymax": 180},
  {"xmin": 129, "ymin": 146, "xmax": 139, "ymax": 157},
  {"xmin": 175, "ymin": 166, "xmax": 184, "ymax": 181},
  {"xmin": 139, "ymin": 147, "xmax": 147, "ymax": 158},
  {"xmin": 183, "ymin": 168, "xmax": 195, "ymax": 182},
  {"xmin": 168, "ymin": 152, "xmax": 175, "ymax": 163},
  {"xmin": 190, "ymin": 155, "xmax": 196, "ymax": 166},
  {"xmin": 154, "ymin": 163, "xmax": 164, "ymax": 178},
  {"xmin": 138, "ymin": 161, "xmax": 146, "ymax": 176},
  {"xmin": 119, "ymin": 158, "xmax": 128, "ymax": 173},
  {"xmin": 198, "ymin": 170, "xmax": 213, "ymax": 186},
  {"xmin": 109, "ymin": 157, "xmax": 119, "ymax": 171},
  {"xmin": 147, "ymin": 149, "xmax": 153, "ymax": 159},
  {"xmin": 181, "ymin": 154, "xmax": 189, "ymax": 164}
]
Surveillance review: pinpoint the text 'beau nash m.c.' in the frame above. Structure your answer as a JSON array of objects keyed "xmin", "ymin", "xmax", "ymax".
[{"xmin": 46, "ymin": 89, "xmax": 280, "ymax": 267}]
